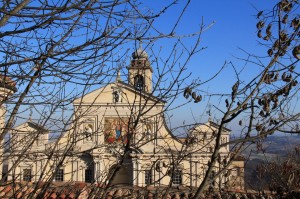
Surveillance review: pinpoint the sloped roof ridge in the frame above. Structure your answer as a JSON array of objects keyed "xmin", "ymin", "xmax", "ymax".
[
  {"xmin": 14, "ymin": 120, "xmax": 48, "ymax": 132},
  {"xmin": 117, "ymin": 81, "xmax": 166, "ymax": 103},
  {"xmin": 209, "ymin": 121, "xmax": 231, "ymax": 132},
  {"xmin": 73, "ymin": 81, "xmax": 166, "ymax": 104}
]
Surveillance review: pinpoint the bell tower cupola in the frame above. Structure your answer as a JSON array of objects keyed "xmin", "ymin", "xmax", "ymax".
[{"xmin": 128, "ymin": 44, "xmax": 153, "ymax": 93}]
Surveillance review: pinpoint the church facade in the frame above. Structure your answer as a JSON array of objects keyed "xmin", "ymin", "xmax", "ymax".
[{"xmin": 2, "ymin": 47, "xmax": 242, "ymax": 189}]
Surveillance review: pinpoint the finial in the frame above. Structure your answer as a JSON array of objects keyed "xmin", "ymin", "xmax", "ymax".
[
  {"xmin": 116, "ymin": 68, "xmax": 122, "ymax": 82},
  {"xmin": 132, "ymin": 39, "xmax": 148, "ymax": 59},
  {"xmin": 139, "ymin": 39, "xmax": 143, "ymax": 50},
  {"xmin": 207, "ymin": 104, "xmax": 212, "ymax": 122},
  {"xmin": 29, "ymin": 105, "xmax": 33, "ymax": 121},
  {"xmin": 208, "ymin": 117, "xmax": 211, "ymax": 122}
]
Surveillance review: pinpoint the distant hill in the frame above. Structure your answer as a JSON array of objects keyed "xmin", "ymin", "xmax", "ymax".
[
  {"xmin": 232, "ymin": 135, "xmax": 300, "ymax": 160},
  {"xmin": 231, "ymin": 135, "xmax": 300, "ymax": 190}
]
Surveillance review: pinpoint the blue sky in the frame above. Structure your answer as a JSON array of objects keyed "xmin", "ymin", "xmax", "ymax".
[
  {"xmin": 150, "ymin": 0, "xmax": 275, "ymax": 83},
  {"xmin": 140, "ymin": 0, "xmax": 277, "ymax": 133},
  {"xmin": 10, "ymin": 1, "xmax": 280, "ymax": 134}
]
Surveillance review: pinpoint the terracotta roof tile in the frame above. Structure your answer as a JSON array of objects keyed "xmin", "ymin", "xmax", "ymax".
[
  {"xmin": 68, "ymin": 192, "xmax": 76, "ymax": 198},
  {"xmin": 58, "ymin": 193, "xmax": 66, "ymax": 199},
  {"xmin": 16, "ymin": 191, "xmax": 23, "ymax": 199},
  {"xmin": 50, "ymin": 192, "xmax": 57, "ymax": 198},
  {"xmin": 0, "ymin": 186, "xmax": 5, "ymax": 192},
  {"xmin": 113, "ymin": 189, "xmax": 122, "ymax": 197},
  {"xmin": 1, "ymin": 185, "xmax": 12, "ymax": 197},
  {"xmin": 0, "ymin": 183, "xmax": 298, "ymax": 198},
  {"xmin": 234, "ymin": 155, "xmax": 245, "ymax": 161}
]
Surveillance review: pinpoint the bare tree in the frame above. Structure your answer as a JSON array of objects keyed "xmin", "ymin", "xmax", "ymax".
[
  {"xmin": 191, "ymin": 0, "xmax": 300, "ymax": 198},
  {"xmin": 248, "ymin": 145, "xmax": 300, "ymax": 197},
  {"xmin": 0, "ymin": 0, "xmax": 212, "ymax": 198},
  {"xmin": 1, "ymin": 0, "xmax": 299, "ymax": 198}
]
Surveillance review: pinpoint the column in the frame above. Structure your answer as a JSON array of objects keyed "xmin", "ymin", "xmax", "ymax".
[
  {"xmin": 94, "ymin": 161, "xmax": 98, "ymax": 182},
  {"xmin": 94, "ymin": 158, "xmax": 101, "ymax": 182},
  {"xmin": 76, "ymin": 161, "xmax": 79, "ymax": 181},
  {"xmin": 71, "ymin": 157, "xmax": 74, "ymax": 181},
  {"xmin": 195, "ymin": 161, "xmax": 198, "ymax": 187},
  {"xmin": 137, "ymin": 160, "xmax": 142, "ymax": 186},
  {"xmin": 132, "ymin": 158, "xmax": 142, "ymax": 186},
  {"xmin": 189, "ymin": 158, "xmax": 192, "ymax": 187},
  {"xmin": 132, "ymin": 158, "xmax": 137, "ymax": 186}
]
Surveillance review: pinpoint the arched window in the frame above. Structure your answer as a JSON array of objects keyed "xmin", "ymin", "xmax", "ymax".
[{"xmin": 134, "ymin": 74, "xmax": 144, "ymax": 90}]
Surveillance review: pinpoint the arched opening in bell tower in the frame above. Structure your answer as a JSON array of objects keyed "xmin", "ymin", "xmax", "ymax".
[{"xmin": 134, "ymin": 74, "xmax": 144, "ymax": 90}]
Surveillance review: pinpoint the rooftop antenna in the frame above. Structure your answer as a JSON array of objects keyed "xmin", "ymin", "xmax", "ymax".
[
  {"xmin": 139, "ymin": 39, "xmax": 143, "ymax": 50},
  {"xmin": 115, "ymin": 58, "xmax": 122, "ymax": 83},
  {"xmin": 116, "ymin": 68, "xmax": 122, "ymax": 82}
]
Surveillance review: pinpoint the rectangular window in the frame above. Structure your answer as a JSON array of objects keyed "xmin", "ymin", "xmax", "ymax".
[
  {"xmin": 55, "ymin": 169, "xmax": 64, "ymax": 181},
  {"xmin": 23, "ymin": 169, "xmax": 32, "ymax": 182},
  {"xmin": 173, "ymin": 170, "xmax": 182, "ymax": 185},
  {"xmin": 237, "ymin": 167, "xmax": 241, "ymax": 176},
  {"xmin": 210, "ymin": 170, "xmax": 216, "ymax": 186},
  {"xmin": 85, "ymin": 169, "xmax": 93, "ymax": 183},
  {"xmin": 145, "ymin": 170, "xmax": 152, "ymax": 185}
]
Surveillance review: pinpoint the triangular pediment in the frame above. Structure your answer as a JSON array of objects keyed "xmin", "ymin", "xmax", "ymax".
[
  {"xmin": 13, "ymin": 121, "xmax": 48, "ymax": 135},
  {"xmin": 73, "ymin": 81, "xmax": 165, "ymax": 105}
]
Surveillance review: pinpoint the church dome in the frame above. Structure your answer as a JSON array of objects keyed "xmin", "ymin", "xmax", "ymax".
[{"xmin": 132, "ymin": 48, "xmax": 148, "ymax": 59}]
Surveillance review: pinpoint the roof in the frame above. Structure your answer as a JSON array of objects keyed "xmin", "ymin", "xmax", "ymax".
[
  {"xmin": 132, "ymin": 47, "xmax": 148, "ymax": 59},
  {"xmin": 189, "ymin": 121, "xmax": 232, "ymax": 135},
  {"xmin": 0, "ymin": 182, "xmax": 89, "ymax": 199},
  {"xmin": 14, "ymin": 121, "xmax": 48, "ymax": 133},
  {"xmin": 177, "ymin": 137, "xmax": 187, "ymax": 143},
  {"xmin": 0, "ymin": 182, "xmax": 287, "ymax": 198},
  {"xmin": 27, "ymin": 121, "xmax": 48, "ymax": 132},
  {"xmin": 73, "ymin": 80, "xmax": 166, "ymax": 104},
  {"xmin": 117, "ymin": 81, "xmax": 166, "ymax": 103},
  {"xmin": 209, "ymin": 121, "xmax": 231, "ymax": 132},
  {"xmin": 233, "ymin": 155, "xmax": 245, "ymax": 161}
]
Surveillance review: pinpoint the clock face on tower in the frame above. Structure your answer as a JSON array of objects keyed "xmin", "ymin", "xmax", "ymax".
[{"xmin": 134, "ymin": 74, "xmax": 144, "ymax": 90}]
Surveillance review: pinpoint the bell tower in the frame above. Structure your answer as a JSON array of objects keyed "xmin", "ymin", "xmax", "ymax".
[
  {"xmin": 0, "ymin": 75, "xmax": 17, "ymax": 130},
  {"xmin": 128, "ymin": 45, "xmax": 153, "ymax": 93},
  {"xmin": 0, "ymin": 74, "xmax": 16, "ymax": 180}
]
